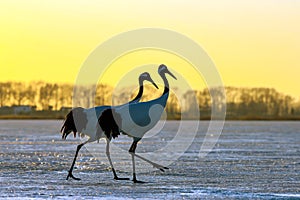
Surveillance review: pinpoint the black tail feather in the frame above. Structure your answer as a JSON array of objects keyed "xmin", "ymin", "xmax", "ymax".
[
  {"xmin": 61, "ymin": 107, "xmax": 87, "ymax": 140},
  {"xmin": 98, "ymin": 108, "xmax": 122, "ymax": 140}
]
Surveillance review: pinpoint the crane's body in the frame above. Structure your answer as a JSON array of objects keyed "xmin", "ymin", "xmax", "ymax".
[
  {"xmin": 115, "ymin": 92, "xmax": 168, "ymax": 140},
  {"xmin": 61, "ymin": 72, "xmax": 157, "ymax": 140}
]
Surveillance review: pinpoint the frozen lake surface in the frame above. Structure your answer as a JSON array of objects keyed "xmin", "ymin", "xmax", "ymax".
[{"xmin": 0, "ymin": 120, "xmax": 299, "ymax": 199}]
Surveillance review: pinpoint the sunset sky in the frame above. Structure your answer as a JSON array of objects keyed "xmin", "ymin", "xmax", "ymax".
[{"xmin": 0, "ymin": 1, "xmax": 299, "ymax": 97}]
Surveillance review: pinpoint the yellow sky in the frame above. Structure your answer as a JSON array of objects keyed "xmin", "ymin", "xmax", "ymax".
[{"xmin": 0, "ymin": 0, "xmax": 299, "ymax": 97}]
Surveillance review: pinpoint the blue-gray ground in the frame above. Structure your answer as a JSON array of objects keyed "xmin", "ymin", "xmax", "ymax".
[{"xmin": 0, "ymin": 120, "xmax": 299, "ymax": 199}]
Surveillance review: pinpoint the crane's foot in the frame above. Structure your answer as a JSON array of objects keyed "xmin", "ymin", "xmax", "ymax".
[
  {"xmin": 132, "ymin": 173, "xmax": 146, "ymax": 183},
  {"xmin": 152, "ymin": 163, "xmax": 169, "ymax": 172},
  {"xmin": 66, "ymin": 171, "xmax": 81, "ymax": 181},
  {"xmin": 114, "ymin": 176, "xmax": 130, "ymax": 180},
  {"xmin": 132, "ymin": 179, "xmax": 146, "ymax": 183}
]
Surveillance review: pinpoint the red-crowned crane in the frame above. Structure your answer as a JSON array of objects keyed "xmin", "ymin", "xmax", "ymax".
[
  {"xmin": 99, "ymin": 64, "xmax": 176, "ymax": 183},
  {"xmin": 61, "ymin": 72, "xmax": 158, "ymax": 180}
]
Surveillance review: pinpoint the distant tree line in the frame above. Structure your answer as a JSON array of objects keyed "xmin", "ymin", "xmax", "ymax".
[
  {"xmin": 0, "ymin": 81, "xmax": 299, "ymax": 119},
  {"xmin": 224, "ymin": 87, "xmax": 296, "ymax": 118},
  {"xmin": 0, "ymin": 82, "xmax": 73, "ymax": 110}
]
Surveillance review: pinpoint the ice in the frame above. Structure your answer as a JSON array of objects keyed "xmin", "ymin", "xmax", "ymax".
[{"xmin": 0, "ymin": 120, "xmax": 299, "ymax": 199}]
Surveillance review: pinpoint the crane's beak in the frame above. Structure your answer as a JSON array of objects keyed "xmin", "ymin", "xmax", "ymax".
[
  {"xmin": 167, "ymin": 70, "xmax": 177, "ymax": 80},
  {"xmin": 150, "ymin": 80, "xmax": 159, "ymax": 89}
]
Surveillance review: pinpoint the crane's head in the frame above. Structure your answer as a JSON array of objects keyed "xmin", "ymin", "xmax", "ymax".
[
  {"xmin": 158, "ymin": 64, "xmax": 177, "ymax": 80},
  {"xmin": 61, "ymin": 107, "xmax": 87, "ymax": 140},
  {"xmin": 139, "ymin": 72, "xmax": 159, "ymax": 89}
]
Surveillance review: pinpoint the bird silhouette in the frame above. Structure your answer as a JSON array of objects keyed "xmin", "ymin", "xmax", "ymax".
[
  {"xmin": 61, "ymin": 72, "xmax": 158, "ymax": 181},
  {"xmin": 98, "ymin": 64, "xmax": 176, "ymax": 183}
]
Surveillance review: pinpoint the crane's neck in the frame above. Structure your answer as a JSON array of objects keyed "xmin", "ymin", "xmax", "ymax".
[
  {"xmin": 161, "ymin": 72, "xmax": 170, "ymax": 95},
  {"xmin": 130, "ymin": 79, "xmax": 144, "ymax": 103}
]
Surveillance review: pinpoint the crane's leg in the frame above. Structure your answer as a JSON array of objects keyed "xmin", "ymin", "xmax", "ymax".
[
  {"xmin": 129, "ymin": 139, "xmax": 169, "ymax": 183},
  {"xmin": 66, "ymin": 141, "xmax": 88, "ymax": 180},
  {"xmin": 105, "ymin": 139, "xmax": 129, "ymax": 180},
  {"xmin": 129, "ymin": 140, "xmax": 169, "ymax": 172},
  {"xmin": 129, "ymin": 141, "xmax": 145, "ymax": 183},
  {"xmin": 131, "ymin": 153, "xmax": 169, "ymax": 172}
]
